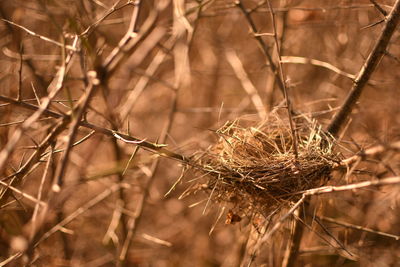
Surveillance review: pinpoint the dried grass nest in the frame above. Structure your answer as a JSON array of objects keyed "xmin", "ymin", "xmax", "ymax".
[{"xmin": 190, "ymin": 111, "xmax": 340, "ymax": 217}]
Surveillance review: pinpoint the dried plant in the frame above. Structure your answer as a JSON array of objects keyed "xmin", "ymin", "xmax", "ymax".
[{"xmin": 0, "ymin": 0, "xmax": 400, "ymax": 266}]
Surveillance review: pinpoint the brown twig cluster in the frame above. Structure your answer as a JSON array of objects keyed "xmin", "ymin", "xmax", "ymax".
[
  {"xmin": 191, "ymin": 111, "xmax": 339, "ymax": 217},
  {"xmin": 1, "ymin": 0, "xmax": 400, "ymax": 266}
]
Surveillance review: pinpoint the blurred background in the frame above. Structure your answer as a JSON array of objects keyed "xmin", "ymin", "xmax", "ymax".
[{"xmin": 0, "ymin": 0, "xmax": 399, "ymax": 266}]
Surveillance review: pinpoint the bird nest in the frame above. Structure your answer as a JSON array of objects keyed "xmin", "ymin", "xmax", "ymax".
[{"xmin": 190, "ymin": 112, "xmax": 340, "ymax": 218}]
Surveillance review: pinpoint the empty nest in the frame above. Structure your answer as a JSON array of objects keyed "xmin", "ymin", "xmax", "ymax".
[{"xmin": 191, "ymin": 112, "xmax": 340, "ymax": 217}]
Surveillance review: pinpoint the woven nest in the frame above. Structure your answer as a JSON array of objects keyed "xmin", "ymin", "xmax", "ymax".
[{"xmin": 190, "ymin": 112, "xmax": 340, "ymax": 217}]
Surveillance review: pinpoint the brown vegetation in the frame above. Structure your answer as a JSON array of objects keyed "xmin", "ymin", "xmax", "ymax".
[{"xmin": 0, "ymin": 0, "xmax": 399, "ymax": 266}]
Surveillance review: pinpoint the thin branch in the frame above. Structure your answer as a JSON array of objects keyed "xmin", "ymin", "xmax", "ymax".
[
  {"xmin": 79, "ymin": 0, "xmax": 132, "ymax": 36},
  {"xmin": 119, "ymin": 36, "xmax": 177, "ymax": 121},
  {"xmin": 1, "ymin": 19, "xmax": 79, "ymax": 52},
  {"xmin": 0, "ymin": 94, "xmax": 187, "ymax": 163},
  {"xmin": 302, "ymin": 176, "xmax": 400, "ymax": 196},
  {"xmin": 292, "ymin": 214, "xmax": 355, "ymax": 259},
  {"xmin": 102, "ymin": 0, "xmax": 155, "ymax": 75},
  {"xmin": 319, "ymin": 215, "xmax": 400, "ymax": 241},
  {"xmin": 17, "ymin": 44, "xmax": 23, "ymax": 101},
  {"xmin": 281, "ymin": 204, "xmax": 305, "ymax": 267},
  {"xmin": 264, "ymin": 196, "xmax": 306, "ymax": 241},
  {"xmin": 0, "ymin": 6, "xmax": 46, "ymax": 93},
  {"xmin": 235, "ymin": 0, "xmax": 285, "ymax": 95},
  {"xmin": 244, "ymin": 195, "xmax": 308, "ymax": 266},
  {"xmin": 0, "ymin": 120, "xmax": 68, "ymax": 208},
  {"xmin": 0, "ymin": 252, "xmax": 23, "ymax": 266},
  {"xmin": 30, "ymin": 143, "xmax": 54, "ymax": 240},
  {"xmin": 327, "ymin": 0, "xmax": 400, "ymax": 136},
  {"xmin": 119, "ymin": 80, "xmax": 180, "ymax": 265},
  {"xmin": 0, "ymin": 36, "xmax": 79, "ymax": 172},
  {"xmin": 281, "ymin": 56, "xmax": 356, "ymax": 80},
  {"xmin": 370, "ymin": 0, "xmax": 388, "ymax": 16},
  {"xmin": 250, "ymin": 175, "xmax": 400, "ymax": 265},
  {"xmin": 341, "ymin": 141, "xmax": 400, "ymax": 165},
  {"xmin": 266, "ymin": 0, "xmax": 298, "ymax": 159},
  {"xmin": 0, "ymin": 180, "xmax": 47, "ymax": 207},
  {"xmin": 34, "ymin": 183, "xmax": 126, "ymax": 246},
  {"xmin": 52, "ymin": 72, "xmax": 98, "ymax": 189},
  {"xmin": 266, "ymin": 2, "xmax": 299, "ymax": 263},
  {"xmin": 225, "ymin": 49, "xmax": 267, "ymax": 120}
]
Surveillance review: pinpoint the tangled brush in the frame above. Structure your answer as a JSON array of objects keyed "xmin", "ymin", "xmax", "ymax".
[{"xmin": 191, "ymin": 111, "xmax": 340, "ymax": 218}]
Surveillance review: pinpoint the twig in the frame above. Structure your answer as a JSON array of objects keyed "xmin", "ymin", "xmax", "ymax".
[
  {"xmin": 102, "ymin": 0, "xmax": 156, "ymax": 75},
  {"xmin": 30, "ymin": 143, "xmax": 54, "ymax": 240},
  {"xmin": 52, "ymin": 71, "xmax": 98, "ymax": 189},
  {"xmin": 110, "ymin": 145, "xmax": 140, "ymax": 249},
  {"xmin": 0, "ymin": 35, "xmax": 79, "ymax": 172},
  {"xmin": 119, "ymin": 36, "xmax": 177, "ymax": 121},
  {"xmin": 342, "ymin": 141, "xmax": 400, "ymax": 165},
  {"xmin": 0, "ymin": 94, "xmax": 187, "ymax": 163},
  {"xmin": 370, "ymin": 0, "xmax": 388, "ymax": 16},
  {"xmin": 291, "ymin": 214, "xmax": 356, "ymax": 260},
  {"xmin": 119, "ymin": 79, "xmax": 180, "ymax": 265},
  {"xmin": 79, "ymin": 0, "xmax": 132, "ymax": 36},
  {"xmin": 0, "ymin": 180, "xmax": 47, "ymax": 207},
  {"xmin": 0, "ymin": 252, "xmax": 23, "ymax": 266},
  {"xmin": 244, "ymin": 195, "xmax": 307, "ymax": 266},
  {"xmin": 0, "ymin": 119, "xmax": 68, "ymax": 209},
  {"xmin": 235, "ymin": 0, "xmax": 285, "ymax": 95},
  {"xmin": 34, "ymin": 183, "xmax": 126, "ymax": 246},
  {"xmin": 281, "ymin": 56, "xmax": 356, "ymax": 80},
  {"xmin": 250, "ymin": 174, "xmax": 400, "ymax": 264},
  {"xmin": 1, "ymin": 19, "xmax": 79, "ymax": 52},
  {"xmin": 281, "ymin": 205, "xmax": 305, "ymax": 267},
  {"xmin": 260, "ymin": 195, "xmax": 306, "ymax": 245},
  {"xmin": 141, "ymin": 233, "xmax": 172, "ymax": 247},
  {"xmin": 327, "ymin": 0, "xmax": 400, "ymax": 136},
  {"xmin": 319, "ymin": 215, "xmax": 400, "ymax": 240},
  {"xmin": 301, "ymin": 176, "xmax": 400, "ymax": 196},
  {"xmin": 266, "ymin": 0, "xmax": 298, "ymax": 159},
  {"xmin": 266, "ymin": 2, "xmax": 299, "ymax": 264},
  {"xmin": 17, "ymin": 44, "xmax": 23, "ymax": 101},
  {"xmin": 0, "ymin": 7, "xmax": 47, "ymax": 93},
  {"xmin": 312, "ymin": 216, "xmax": 352, "ymax": 256},
  {"xmin": 225, "ymin": 49, "xmax": 267, "ymax": 120}
]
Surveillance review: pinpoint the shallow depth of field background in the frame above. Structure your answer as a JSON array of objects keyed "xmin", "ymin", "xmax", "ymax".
[{"xmin": 0, "ymin": 0, "xmax": 399, "ymax": 266}]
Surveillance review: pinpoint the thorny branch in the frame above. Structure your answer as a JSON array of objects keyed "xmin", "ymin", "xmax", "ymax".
[
  {"xmin": 327, "ymin": 0, "xmax": 400, "ymax": 136},
  {"xmin": 277, "ymin": 2, "xmax": 400, "ymax": 265},
  {"xmin": 235, "ymin": 0, "xmax": 286, "ymax": 95},
  {"xmin": 0, "ymin": 94, "xmax": 187, "ymax": 162},
  {"xmin": 0, "ymin": 37, "xmax": 79, "ymax": 174}
]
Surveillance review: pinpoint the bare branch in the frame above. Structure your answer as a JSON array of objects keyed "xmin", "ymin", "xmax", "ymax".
[
  {"xmin": 1, "ymin": 19, "xmax": 79, "ymax": 52},
  {"xmin": 225, "ymin": 49, "xmax": 267, "ymax": 120},
  {"xmin": 327, "ymin": 0, "xmax": 400, "ymax": 136},
  {"xmin": 0, "ymin": 94, "xmax": 187, "ymax": 162},
  {"xmin": 266, "ymin": 0, "xmax": 298, "ymax": 159},
  {"xmin": 320, "ymin": 216, "xmax": 400, "ymax": 241},
  {"xmin": 281, "ymin": 56, "xmax": 356, "ymax": 80},
  {"xmin": 235, "ymin": 0, "xmax": 285, "ymax": 95}
]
